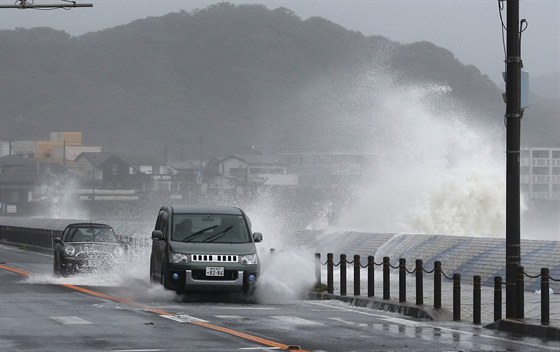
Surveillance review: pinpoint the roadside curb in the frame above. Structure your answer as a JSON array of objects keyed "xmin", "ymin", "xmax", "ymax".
[
  {"xmin": 308, "ymin": 291, "xmax": 452, "ymax": 321},
  {"xmin": 485, "ymin": 319, "xmax": 560, "ymax": 341},
  {"xmin": 309, "ymin": 291, "xmax": 560, "ymax": 341}
]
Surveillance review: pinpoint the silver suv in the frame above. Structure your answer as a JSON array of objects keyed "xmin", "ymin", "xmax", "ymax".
[{"xmin": 149, "ymin": 205, "xmax": 262, "ymax": 294}]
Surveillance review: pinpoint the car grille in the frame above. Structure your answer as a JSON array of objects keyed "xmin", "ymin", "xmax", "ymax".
[
  {"xmin": 191, "ymin": 269, "xmax": 239, "ymax": 281},
  {"xmin": 191, "ymin": 254, "xmax": 238, "ymax": 263},
  {"xmin": 76, "ymin": 251, "xmax": 113, "ymax": 260}
]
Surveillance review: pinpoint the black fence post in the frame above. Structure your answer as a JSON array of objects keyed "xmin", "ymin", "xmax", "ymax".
[
  {"xmin": 494, "ymin": 276, "xmax": 502, "ymax": 322},
  {"xmin": 327, "ymin": 253, "xmax": 334, "ymax": 294},
  {"xmin": 416, "ymin": 259, "xmax": 423, "ymax": 305},
  {"xmin": 473, "ymin": 275, "xmax": 481, "ymax": 325},
  {"xmin": 383, "ymin": 256, "xmax": 390, "ymax": 300},
  {"xmin": 453, "ymin": 273, "xmax": 461, "ymax": 321},
  {"xmin": 541, "ymin": 268, "xmax": 550, "ymax": 326},
  {"xmin": 517, "ymin": 265, "xmax": 524, "ymax": 319},
  {"xmin": 340, "ymin": 254, "xmax": 347, "ymax": 296},
  {"xmin": 434, "ymin": 261, "xmax": 442, "ymax": 309},
  {"xmin": 354, "ymin": 255, "xmax": 360, "ymax": 296},
  {"xmin": 368, "ymin": 256, "xmax": 375, "ymax": 297},
  {"xmin": 399, "ymin": 258, "xmax": 406, "ymax": 303},
  {"xmin": 314, "ymin": 253, "xmax": 321, "ymax": 289}
]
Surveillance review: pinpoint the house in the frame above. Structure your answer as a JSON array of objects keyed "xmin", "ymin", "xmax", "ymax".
[
  {"xmin": 73, "ymin": 152, "xmax": 113, "ymax": 180},
  {"xmin": 208, "ymin": 154, "xmax": 297, "ymax": 192},
  {"xmin": 0, "ymin": 155, "xmax": 70, "ymax": 214},
  {"xmin": 98, "ymin": 153, "xmax": 176, "ymax": 192},
  {"xmin": 1, "ymin": 132, "xmax": 101, "ymax": 164}
]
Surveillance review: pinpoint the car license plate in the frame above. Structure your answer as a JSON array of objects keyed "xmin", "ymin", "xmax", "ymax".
[{"xmin": 206, "ymin": 267, "xmax": 224, "ymax": 277}]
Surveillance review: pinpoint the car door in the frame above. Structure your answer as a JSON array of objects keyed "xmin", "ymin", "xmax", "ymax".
[{"xmin": 151, "ymin": 209, "xmax": 169, "ymax": 278}]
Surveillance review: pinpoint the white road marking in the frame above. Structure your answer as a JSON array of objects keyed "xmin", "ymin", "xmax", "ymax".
[
  {"xmin": 270, "ymin": 316, "xmax": 323, "ymax": 326},
  {"xmin": 307, "ymin": 301, "xmax": 560, "ymax": 350},
  {"xmin": 50, "ymin": 316, "xmax": 92, "ymax": 325},
  {"xmin": 160, "ymin": 314, "xmax": 208, "ymax": 323},
  {"xmin": 328, "ymin": 317, "xmax": 368, "ymax": 327},
  {"xmin": 215, "ymin": 315, "xmax": 244, "ymax": 319},
  {"xmin": 216, "ymin": 306, "xmax": 277, "ymax": 310},
  {"xmin": 113, "ymin": 350, "xmax": 165, "ymax": 352}
]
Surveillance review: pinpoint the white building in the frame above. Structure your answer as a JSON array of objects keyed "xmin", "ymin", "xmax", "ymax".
[
  {"xmin": 209, "ymin": 154, "xmax": 298, "ymax": 191},
  {"xmin": 521, "ymin": 147, "xmax": 560, "ymax": 201}
]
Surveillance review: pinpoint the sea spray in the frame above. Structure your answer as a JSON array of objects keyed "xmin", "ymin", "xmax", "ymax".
[
  {"xmin": 243, "ymin": 194, "xmax": 317, "ymax": 303},
  {"xmin": 256, "ymin": 248, "xmax": 315, "ymax": 304},
  {"xmin": 335, "ymin": 78, "xmax": 508, "ymax": 237},
  {"xmin": 41, "ymin": 176, "xmax": 89, "ymax": 220}
]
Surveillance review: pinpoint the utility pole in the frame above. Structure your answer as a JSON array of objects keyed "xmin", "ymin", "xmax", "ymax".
[
  {"xmin": 505, "ymin": 0, "xmax": 522, "ymax": 320},
  {"xmin": 0, "ymin": 1, "xmax": 92, "ymax": 9}
]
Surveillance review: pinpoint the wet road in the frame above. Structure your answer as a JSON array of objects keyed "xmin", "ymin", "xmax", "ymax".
[{"xmin": 1, "ymin": 244, "xmax": 559, "ymax": 351}]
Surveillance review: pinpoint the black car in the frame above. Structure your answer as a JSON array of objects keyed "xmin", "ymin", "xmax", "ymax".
[
  {"xmin": 150, "ymin": 205, "xmax": 262, "ymax": 294},
  {"xmin": 53, "ymin": 223, "xmax": 125, "ymax": 276}
]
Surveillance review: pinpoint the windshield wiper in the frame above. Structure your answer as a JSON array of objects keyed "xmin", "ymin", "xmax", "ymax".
[
  {"xmin": 181, "ymin": 225, "xmax": 218, "ymax": 242},
  {"xmin": 204, "ymin": 226, "xmax": 233, "ymax": 243}
]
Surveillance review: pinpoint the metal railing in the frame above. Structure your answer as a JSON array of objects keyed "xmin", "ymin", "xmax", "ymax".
[
  {"xmin": 315, "ymin": 252, "xmax": 558, "ymax": 326},
  {"xmin": 0, "ymin": 224, "xmax": 152, "ymax": 250}
]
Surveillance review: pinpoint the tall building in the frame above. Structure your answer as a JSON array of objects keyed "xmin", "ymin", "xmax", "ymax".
[{"xmin": 521, "ymin": 147, "xmax": 560, "ymax": 201}]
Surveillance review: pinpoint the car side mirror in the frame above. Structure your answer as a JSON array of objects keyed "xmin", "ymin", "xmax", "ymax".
[
  {"xmin": 53, "ymin": 237, "xmax": 61, "ymax": 244},
  {"xmin": 151, "ymin": 230, "xmax": 164, "ymax": 240},
  {"xmin": 252, "ymin": 232, "xmax": 263, "ymax": 243}
]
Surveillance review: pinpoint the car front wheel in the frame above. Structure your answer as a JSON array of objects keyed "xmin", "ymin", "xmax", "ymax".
[
  {"xmin": 149, "ymin": 259, "xmax": 158, "ymax": 283},
  {"xmin": 53, "ymin": 255, "xmax": 60, "ymax": 277},
  {"xmin": 161, "ymin": 267, "xmax": 168, "ymax": 289}
]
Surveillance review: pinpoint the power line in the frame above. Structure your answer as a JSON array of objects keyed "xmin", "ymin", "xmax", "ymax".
[{"xmin": 0, "ymin": 0, "xmax": 92, "ymax": 9}]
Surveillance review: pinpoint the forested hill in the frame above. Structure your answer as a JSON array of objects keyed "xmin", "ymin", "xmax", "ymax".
[{"xmin": 1, "ymin": 3, "xmax": 554, "ymax": 158}]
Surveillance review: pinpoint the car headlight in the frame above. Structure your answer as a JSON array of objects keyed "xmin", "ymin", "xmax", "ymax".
[
  {"xmin": 170, "ymin": 252, "xmax": 189, "ymax": 264},
  {"xmin": 240, "ymin": 254, "xmax": 258, "ymax": 265},
  {"xmin": 64, "ymin": 245, "xmax": 75, "ymax": 256},
  {"xmin": 113, "ymin": 246, "xmax": 125, "ymax": 257}
]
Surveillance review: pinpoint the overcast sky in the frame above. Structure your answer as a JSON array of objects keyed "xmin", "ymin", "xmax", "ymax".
[{"xmin": 1, "ymin": 0, "xmax": 558, "ymax": 85}]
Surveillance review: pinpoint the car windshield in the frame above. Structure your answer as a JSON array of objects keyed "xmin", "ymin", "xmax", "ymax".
[
  {"xmin": 64, "ymin": 226, "xmax": 118, "ymax": 243},
  {"xmin": 172, "ymin": 214, "xmax": 251, "ymax": 243}
]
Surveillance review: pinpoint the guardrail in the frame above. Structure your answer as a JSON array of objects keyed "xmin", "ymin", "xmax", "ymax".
[
  {"xmin": 0, "ymin": 220, "xmax": 152, "ymax": 250},
  {"xmin": 314, "ymin": 253, "xmax": 559, "ymax": 326},
  {"xmin": 0, "ymin": 225, "xmax": 59, "ymax": 248}
]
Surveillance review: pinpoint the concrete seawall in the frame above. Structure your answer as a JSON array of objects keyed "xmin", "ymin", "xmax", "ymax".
[
  {"xmin": 1, "ymin": 217, "xmax": 558, "ymax": 291},
  {"xmin": 290, "ymin": 230, "xmax": 560, "ymax": 292}
]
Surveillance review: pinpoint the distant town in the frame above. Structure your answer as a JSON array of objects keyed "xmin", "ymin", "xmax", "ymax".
[
  {"xmin": 0, "ymin": 132, "xmax": 368, "ymax": 220},
  {"xmin": 0, "ymin": 131, "xmax": 558, "ymax": 224}
]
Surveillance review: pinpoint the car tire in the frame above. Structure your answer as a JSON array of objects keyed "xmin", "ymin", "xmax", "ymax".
[
  {"xmin": 149, "ymin": 258, "xmax": 158, "ymax": 283},
  {"xmin": 242, "ymin": 286, "xmax": 256, "ymax": 296},
  {"xmin": 161, "ymin": 266, "xmax": 169, "ymax": 289},
  {"xmin": 54, "ymin": 255, "xmax": 70, "ymax": 277},
  {"xmin": 53, "ymin": 255, "xmax": 60, "ymax": 277}
]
